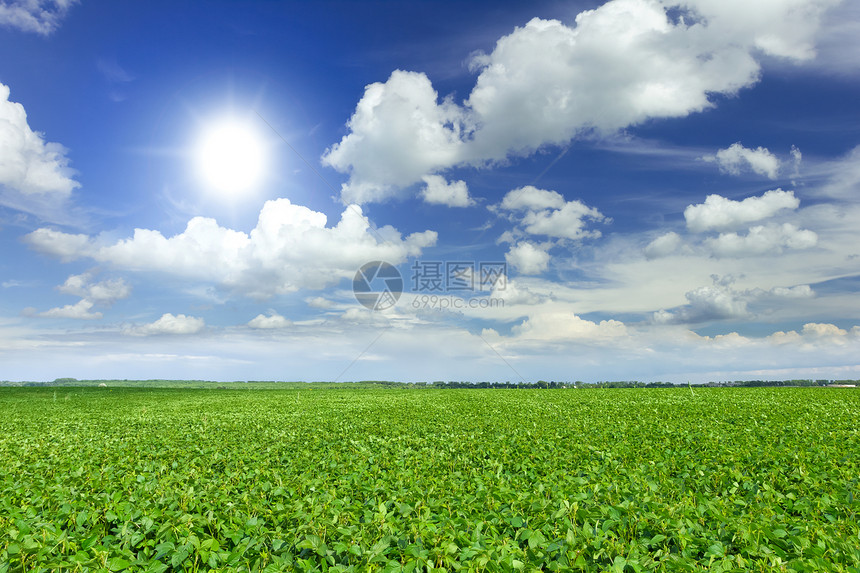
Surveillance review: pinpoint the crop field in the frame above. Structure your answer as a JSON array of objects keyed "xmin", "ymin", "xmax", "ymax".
[{"xmin": 1, "ymin": 386, "xmax": 858, "ymax": 572}]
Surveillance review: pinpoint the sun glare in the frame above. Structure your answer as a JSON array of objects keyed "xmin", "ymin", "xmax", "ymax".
[{"xmin": 195, "ymin": 120, "xmax": 266, "ymax": 197}]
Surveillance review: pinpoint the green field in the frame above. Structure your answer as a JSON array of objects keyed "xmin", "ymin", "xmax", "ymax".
[{"xmin": 1, "ymin": 387, "xmax": 858, "ymax": 572}]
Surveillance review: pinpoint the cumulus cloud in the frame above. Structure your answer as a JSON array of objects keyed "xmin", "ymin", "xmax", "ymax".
[
  {"xmin": 466, "ymin": 0, "xmax": 836, "ymax": 156},
  {"xmin": 38, "ymin": 299, "xmax": 102, "ymax": 320},
  {"xmin": 500, "ymin": 186, "xmax": 565, "ymax": 211},
  {"xmin": 0, "ymin": 0, "xmax": 76, "ymax": 35},
  {"xmin": 759, "ymin": 284, "xmax": 814, "ymax": 300},
  {"xmin": 647, "ymin": 189, "xmax": 816, "ymax": 260},
  {"xmin": 511, "ymin": 311, "xmax": 627, "ymax": 341},
  {"xmin": 24, "ymin": 228, "xmax": 90, "ymax": 261},
  {"xmin": 706, "ymin": 223, "xmax": 818, "ymax": 257},
  {"xmin": 0, "ymin": 83, "xmax": 79, "ymax": 197},
  {"xmin": 654, "ymin": 278, "xmax": 816, "ymax": 324},
  {"xmin": 644, "ymin": 231, "xmax": 681, "ymax": 259},
  {"xmin": 521, "ymin": 201, "xmax": 606, "ymax": 240},
  {"xmin": 800, "ymin": 322, "xmax": 852, "ymax": 339},
  {"xmin": 685, "ymin": 189, "xmax": 800, "ymax": 232},
  {"xmin": 490, "ymin": 279, "xmax": 547, "ymax": 306},
  {"xmin": 57, "ymin": 273, "xmax": 131, "ymax": 304},
  {"xmin": 248, "ymin": 312, "xmax": 292, "ymax": 329},
  {"xmin": 704, "ymin": 142, "xmax": 780, "ymax": 179},
  {"xmin": 125, "ymin": 313, "xmax": 205, "ymax": 336},
  {"xmin": 465, "ymin": 6, "xmax": 755, "ymax": 159},
  {"xmin": 25, "ymin": 198, "xmax": 437, "ymax": 299},
  {"xmin": 654, "ymin": 285, "xmax": 749, "ymax": 323},
  {"xmin": 769, "ymin": 323, "xmax": 860, "ymax": 346},
  {"xmin": 321, "ymin": 70, "xmax": 468, "ymax": 204},
  {"xmin": 419, "ymin": 175, "xmax": 474, "ymax": 207},
  {"xmin": 34, "ymin": 273, "xmax": 131, "ymax": 321},
  {"xmin": 505, "ymin": 242, "xmax": 551, "ymax": 275},
  {"xmin": 306, "ymin": 296, "xmax": 334, "ymax": 309},
  {"xmin": 498, "ymin": 186, "xmax": 607, "ymax": 240},
  {"xmin": 322, "ymin": 0, "xmax": 839, "ymax": 203},
  {"xmin": 494, "ymin": 186, "xmax": 606, "ymax": 275}
]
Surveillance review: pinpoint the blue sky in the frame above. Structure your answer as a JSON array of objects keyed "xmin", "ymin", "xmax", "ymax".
[{"xmin": 2, "ymin": 0, "xmax": 860, "ymax": 383}]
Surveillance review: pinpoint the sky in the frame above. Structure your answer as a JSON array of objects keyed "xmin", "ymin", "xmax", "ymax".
[{"xmin": 2, "ymin": 0, "xmax": 860, "ymax": 383}]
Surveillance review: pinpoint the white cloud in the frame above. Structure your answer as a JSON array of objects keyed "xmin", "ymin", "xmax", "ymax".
[
  {"xmin": 654, "ymin": 278, "xmax": 816, "ymax": 324},
  {"xmin": 505, "ymin": 242, "xmax": 551, "ymax": 275},
  {"xmin": 702, "ymin": 0, "xmax": 841, "ymax": 61},
  {"xmin": 800, "ymin": 322, "xmax": 851, "ymax": 339},
  {"xmin": 339, "ymin": 306, "xmax": 393, "ymax": 325},
  {"xmin": 33, "ymin": 273, "xmax": 131, "ymax": 321},
  {"xmin": 685, "ymin": 189, "xmax": 800, "ymax": 232},
  {"xmin": 521, "ymin": 201, "xmax": 606, "ymax": 240},
  {"xmin": 790, "ymin": 145, "xmax": 802, "ymax": 180},
  {"xmin": 493, "ymin": 186, "xmax": 607, "ymax": 283},
  {"xmin": 769, "ymin": 323, "xmax": 860, "ymax": 346},
  {"xmin": 57, "ymin": 273, "xmax": 131, "ymax": 304},
  {"xmin": 125, "ymin": 313, "xmax": 205, "ymax": 336},
  {"xmin": 654, "ymin": 284, "xmax": 749, "ymax": 324},
  {"xmin": 805, "ymin": 0, "xmax": 860, "ymax": 74},
  {"xmin": 0, "ymin": 83, "xmax": 79, "ymax": 196},
  {"xmin": 0, "ymin": 0, "xmax": 76, "ymax": 35},
  {"xmin": 419, "ymin": 175, "xmax": 474, "ymax": 207},
  {"xmin": 705, "ymin": 142, "xmax": 780, "ymax": 179},
  {"xmin": 509, "ymin": 158, "xmax": 860, "ymax": 321},
  {"xmin": 25, "ymin": 198, "xmax": 437, "ymax": 299},
  {"xmin": 22, "ymin": 228, "xmax": 90, "ymax": 261},
  {"xmin": 498, "ymin": 186, "xmax": 607, "ymax": 240},
  {"xmin": 491, "ymin": 279, "xmax": 547, "ymax": 306},
  {"xmin": 321, "ymin": 70, "xmax": 468, "ymax": 204},
  {"xmin": 248, "ymin": 312, "xmax": 292, "ymax": 329},
  {"xmin": 500, "ymin": 186, "xmax": 565, "ymax": 211},
  {"xmin": 322, "ymin": 0, "xmax": 839, "ymax": 202},
  {"xmin": 511, "ymin": 312, "xmax": 628, "ymax": 342},
  {"xmin": 464, "ymin": 3, "xmax": 760, "ymax": 158},
  {"xmin": 644, "ymin": 231, "xmax": 681, "ymax": 259},
  {"xmin": 38, "ymin": 299, "xmax": 102, "ymax": 320},
  {"xmin": 706, "ymin": 223, "xmax": 818, "ymax": 257},
  {"xmin": 763, "ymin": 284, "xmax": 814, "ymax": 299},
  {"xmin": 496, "ymin": 230, "xmax": 517, "ymax": 245},
  {"xmin": 306, "ymin": 296, "xmax": 334, "ymax": 309},
  {"xmin": 813, "ymin": 145, "xmax": 860, "ymax": 200}
]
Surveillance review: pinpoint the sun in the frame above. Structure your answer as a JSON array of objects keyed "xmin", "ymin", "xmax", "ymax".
[{"xmin": 195, "ymin": 119, "xmax": 266, "ymax": 197}]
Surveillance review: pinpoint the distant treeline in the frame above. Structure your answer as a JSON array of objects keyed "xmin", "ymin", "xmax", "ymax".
[{"xmin": 1, "ymin": 378, "xmax": 856, "ymax": 389}]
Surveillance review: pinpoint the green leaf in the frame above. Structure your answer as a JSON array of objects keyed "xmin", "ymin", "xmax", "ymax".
[
  {"xmin": 108, "ymin": 557, "xmax": 132, "ymax": 571},
  {"xmin": 144, "ymin": 562, "xmax": 169, "ymax": 573}
]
